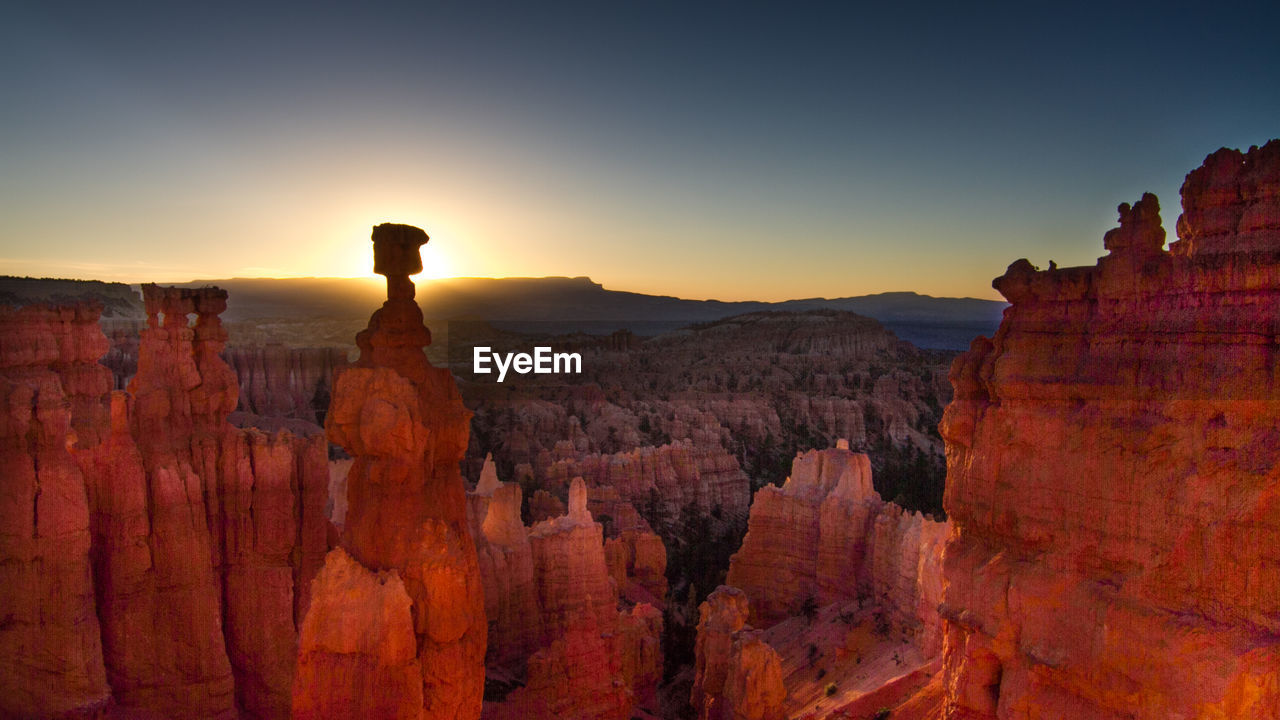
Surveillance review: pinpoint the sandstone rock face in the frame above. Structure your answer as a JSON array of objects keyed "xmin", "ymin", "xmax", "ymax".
[
  {"xmin": 294, "ymin": 224, "xmax": 486, "ymax": 720},
  {"xmin": 466, "ymin": 456, "xmax": 543, "ymax": 669},
  {"xmin": 605, "ymin": 529, "xmax": 669, "ymax": 608},
  {"xmin": 718, "ymin": 632, "xmax": 786, "ymax": 720},
  {"xmin": 224, "ymin": 344, "xmax": 349, "ymax": 426},
  {"xmin": 1173, "ymin": 141, "xmax": 1280, "ymax": 255},
  {"xmin": 0, "ymin": 303, "xmax": 111, "ymax": 718},
  {"xmin": 692, "ymin": 586, "xmax": 752, "ymax": 712},
  {"xmin": 292, "ymin": 548, "xmax": 424, "ymax": 719},
  {"xmin": 1, "ymin": 290, "xmax": 330, "ymax": 720},
  {"xmin": 104, "ymin": 284, "xmax": 329, "ymax": 720},
  {"xmin": 726, "ymin": 444, "xmax": 949, "ymax": 644},
  {"xmin": 543, "ymin": 440, "xmax": 751, "ymax": 532},
  {"xmin": 488, "ymin": 609, "xmax": 632, "ymax": 720},
  {"xmin": 480, "ymin": 476, "xmax": 665, "ymax": 720},
  {"xmin": 939, "ymin": 144, "xmax": 1280, "ymax": 719},
  {"xmin": 691, "ymin": 587, "xmax": 785, "ymax": 720},
  {"xmin": 528, "ymin": 478, "xmax": 620, "ymax": 640}
]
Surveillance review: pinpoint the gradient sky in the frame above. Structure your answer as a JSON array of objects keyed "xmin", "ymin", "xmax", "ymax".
[{"xmin": 2, "ymin": 1, "xmax": 1277, "ymax": 301}]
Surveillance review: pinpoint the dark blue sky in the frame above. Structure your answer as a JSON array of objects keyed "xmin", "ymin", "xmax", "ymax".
[{"xmin": 3, "ymin": 1, "xmax": 1277, "ymax": 299}]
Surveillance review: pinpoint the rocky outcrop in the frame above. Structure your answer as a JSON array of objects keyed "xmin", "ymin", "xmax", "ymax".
[
  {"xmin": 99, "ymin": 285, "xmax": 329, "ymax": 719},
  {"xmin": 488, "ymin": 601, "xmax": 663, "ymax": 720},
  {"xmin": 224, "ymin": 344, "xmax": 349, "ymax": 426},
  {"xmin": 527, "ymin": 478, "xmax": 622, "ymax": 643},
  {"xmin": 0, "ymin": 303, "xmax": 111, "ymax": 718},
  {"xmin": 1172, "ymin": 140, "xmax": 1280, "ymax": 255},
  {"xmin": 938, "ymin": 143, "xmax": 1280, "ymax": 718},
  {"xmin": 718, "ymin": 632, "xmax": 786, "ymax": 720},
  {"xmin": 692, "ymin": 586, "xmax": 752, "ymax": 712},
  {"xmin": 294, "ymin": 224, "xmax": 486, "ymax": 720},
  {"xmin": 466, "ymin": 455, "xmax": 543, "ymax": 669},
  {"xmin": 544, "ymin": 441, "xmax": 751, "ymax": 531},
  {"xmin": 691, "ymin": 586, "xmax": 785, "ymax": 720},
  {"xmin": 605, "ymin": 529, "xmax": 669, "ymax": 608},
  {"xmin": 726, "ymin": 442, "xmax": 949, "ymax": 646},
  {"xmin": 1, "ymin": 288, "xmax": 331, "ymax": 720},
  {"xmin": 293, "ymin": 548, "xmax": 425, "ymax": 718},
  {"xmin": 483, "ymin": 477, "xmax": 664, "ymax": 720}
]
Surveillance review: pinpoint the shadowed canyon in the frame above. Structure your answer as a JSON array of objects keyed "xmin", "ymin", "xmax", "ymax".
[{"xmin": 1, "ymin": 142, "xmax": 1277, "ymax": 719}]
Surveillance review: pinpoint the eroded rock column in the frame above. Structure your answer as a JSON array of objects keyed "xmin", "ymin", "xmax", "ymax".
[{"xmin": 293, "ymin": 223, "xmax": 487, "ymax": 720}]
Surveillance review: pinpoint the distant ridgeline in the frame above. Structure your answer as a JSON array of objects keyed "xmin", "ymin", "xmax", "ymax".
[
  {"xmin": 2, "ymin": 275, "xmax": 1007, "ymax": 350},
  {"xmin": 0, "ymin": 276, "xmax": 144, "ymax": 319},
  {"xmin": 168, "ymin": 276, "xmax": 1006, "ymax": 351}
]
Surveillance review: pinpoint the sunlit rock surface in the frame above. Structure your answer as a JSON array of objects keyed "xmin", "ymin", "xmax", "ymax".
[
  {"xmin": 699, "ymin": 441, "xmax": 949, "ymax": 719},
  {"xmin": 1, "ymin": 287, "xmax": 330, "ymax": 720},
  {"xmin": 479, "ymin": 476, "xmax": 664, "ymax": 720},
  {"xmin": 939, "ymin": 142, "xmax": 1280, "ymax": 719},
  {"xmin": 466, "ymin": 454, "xmax": 544, "ymax": 669},
  {"xmin": 726, "ymin": 443, "xmax": 949, "ymax": 649},
  {"xmin": 0, "ymin": 303, "xmax": 111, "ymax": 718},
  {"xmin": 690, "ymin": 587, "xmax": 786, "ymax": 720}
]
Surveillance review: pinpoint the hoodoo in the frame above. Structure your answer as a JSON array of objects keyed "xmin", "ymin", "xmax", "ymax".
[
  {"xmin": 1, "ymin": 287, "xmax": 330, "ymax": 720},
  {"xmin": 293, "ymin": 224, "xmax": 487, "ymax": 719}
]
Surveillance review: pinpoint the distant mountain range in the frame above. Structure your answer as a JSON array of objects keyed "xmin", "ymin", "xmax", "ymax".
[{"xmin": 1, "ymin": 275, "xmax": 1006, "ymax": 350}]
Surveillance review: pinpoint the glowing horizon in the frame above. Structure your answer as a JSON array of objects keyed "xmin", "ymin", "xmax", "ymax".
[{"xmin": 2, "ymin": 4, "xmax": 1276, "ymax": 304}]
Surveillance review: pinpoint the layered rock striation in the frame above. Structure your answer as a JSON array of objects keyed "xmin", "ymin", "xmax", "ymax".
[
  {"xmin": 293, "ymin": 223, "xmax": 487, "ymax": 720},
  {"xmin": 938, "ymin": 142, "xmax": 1280, "ymax": 718},
  {"xmin": 466, "ymin": 454, "xmax": 544, "ymax": 669}
]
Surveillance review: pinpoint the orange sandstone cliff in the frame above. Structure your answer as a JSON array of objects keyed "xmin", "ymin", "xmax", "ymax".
[
  {"xmin": 1, "ymin": 286, "xmax": 330, "ymax": 720},
  {"xmin": 693, "ymin": 443, "xmax": 949, "ymax": 719},
  {"xmin": 727, "ymin": 442, "xmax": 949, "ymax": 647},
  {"xmin": 292, "ymin": 224, "xmax": 487, "ymax": 720},
  {"xmin": 938, "ymin": 142, "xmax": 1280, "ymax": 718},
  {"xmin": 0, "ymin": 303, "xmax": 112, "ymax": 717}
]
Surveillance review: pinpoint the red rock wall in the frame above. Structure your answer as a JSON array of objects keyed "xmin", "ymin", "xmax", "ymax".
[
  {"xmin": 605, "ymin": 529, "xmax": 669, "ymax": 608},
  {"xmin": 527, "ymin": 478, "xmax": 622, "ymax": 643},
  {"xmin": 0, "ymin": 303, "xmax": 111, "ymax": 718},
  {"xmin": 726, "ymin": 443, "xmax": 949, "ymax": 641},
  {"xmin": 224, "ymin": 344, "xmax": 349, "ymax": 425},
  {"xmin": 938, "ymin": 143, "xmax": 1280, "ymax": 718},
  {"xmin": 481, "ymin": 477, "xmax": 665, "ymax": 720},
  {"xmin": 466, "ymin": 456, "xmax": 544, "ymax": 669},
  {"xmin": 2, "ymin": 289, "xmax": 330, "ymax": 720}
]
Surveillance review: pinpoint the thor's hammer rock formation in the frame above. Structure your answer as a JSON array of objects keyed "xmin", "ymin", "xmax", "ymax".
[{"xmin": 293, "ymin": 224, "xmax": 487, "ymax": 720}]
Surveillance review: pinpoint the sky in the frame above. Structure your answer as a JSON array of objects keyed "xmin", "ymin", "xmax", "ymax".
[{"xmin": 2, "ymin": 1, "xmax": 1277, "ymax": 301}]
